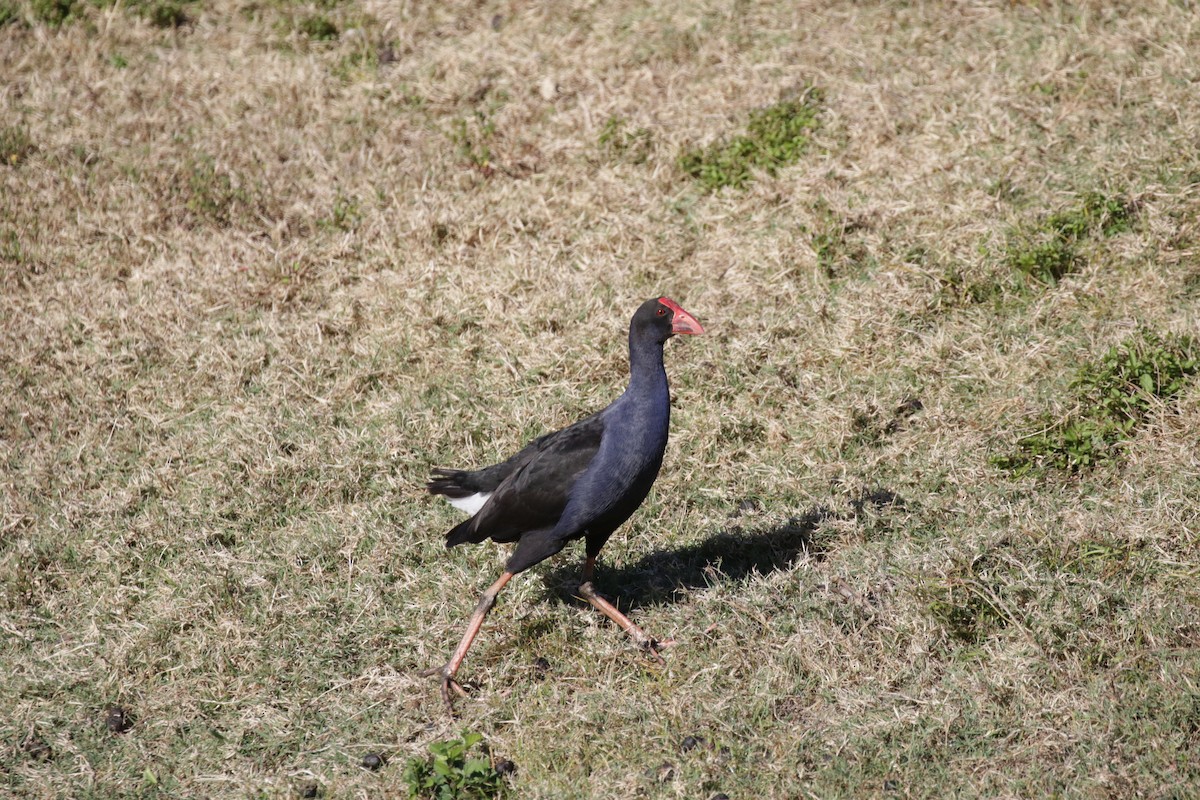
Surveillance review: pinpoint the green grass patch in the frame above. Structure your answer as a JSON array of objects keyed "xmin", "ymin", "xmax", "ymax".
[
  {"xmin": 1041, "ymin": 538, "xmax": 1135, "ymax": 578},
  {"xmin": 678, "ymin": 90, "xmax": 822, "ymax": 191},
  {"xmin": 403, "ymin": 731, "xmax": 510, "ymax": 800},
  {"xmin": 811, "ymin": 198, "xmax": 870, "ymax": 280},
  {"xmin": 449, "ymin": 111, "xmax": 497, "ymax": 170},
  {"xmin": 1005, "ymin": 191, "xmax": 1134, "ymax": 284},
  {"xmin": 847, "ymin": 397, "xmax": 923, "ymax": 450},
  {"xmin": 333, "ymin": 46, "xmax": 379, "ymax": 80},
  {"xmin": 317, "ymin": 192, "xmax": 361, "ymax": 231},
  {"xmin": 140, "ymin": 0, "xmax": 189, "ymax": 28},
  {"xmin": 0, "ymin": 228, "xmax": 30, "ymax": 265},
  {"xmin": 0, "ymin": 1, "xmax": 20, "ymax": 26},
  {"xmin": 597, "ymin": 115, "xmax": 653, "ymax": 164},
  {"xmin": 182, "ymin": 155, "xmax": 270, "ymax": 227},
  {"xmin": 936, "ymin": 265, "xmax": 1007, "ymax": 308},
  {"xmin": 1045, "ymin": 191, "xmax": 1134, "ymax": 240},
  {"xmin": 297, "ymin": 12, "xmax": 338, "ymax": 40},
  {"xmin": 31, "ymin": 0, "xmax": 74, "ymax": 26},
  {"xmin": 1007, "ymin": 237, "xmax": 1079, "ymax": 285},
  {"xmin": 89, "ymin": 0, "xmax": 195, "ymax": 27},
  {"xmin": 919, "ymin": 551, "xmax": 1027, "ymax": 645},
  {"xmin": 995, "ymin": 329, "xmax": 1199, "ymax": 474}
]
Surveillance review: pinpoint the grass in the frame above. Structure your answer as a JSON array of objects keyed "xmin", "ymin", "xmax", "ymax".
[
  {"xmin": 919, "ymin": 549, "xmax": 1024, "ymax": 645},
  {"xmin": 2, "ymin": 1, "xmax": 1200, "ymax": 798},
  {"xmin": 0, "ymin": 124, "xmax": 33, "ymax": 165},
  {"xmin": 1005, "ymin": 191, "xmax": 1135, "ymax": 285},
  {"xmin": 0, "ymin": 0, "xmax": 19, "ymax": 26},
  {"xmin": 678, "ymin": 89, "xmax": 822, "ymax": 191},
  {"xmin": 449, "ymin": 111, "xmax": 497, "ymax": 171},
  {"xmin": 597, "ymin": 115, "xmax": 654, "ymax": 165},
  {"xmin": 182, "ymin": 155, "xmax": 271, "ymax": 228},
  {"xmin": 30, "ymin": 0, "xmax": 74, "ymax": 26},
  {"xmin": 139, "ymin": 0, "xmax": 190, "ymax": 29},
  {"xmin": 297, "ymin": 13, "xmax": 338, "ymax": 41},
  {"xmin": 995, "ymin": 329, "xmax": 1198, "ymax": 474}
]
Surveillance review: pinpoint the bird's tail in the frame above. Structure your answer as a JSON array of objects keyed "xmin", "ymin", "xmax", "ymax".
[
  {"xmin": 430, "ymin": 468, "xmax": 492, "ymax": 547},
  {"xmin": 427, "ymin": 467, "xmax": 474, "ymax": 499}
]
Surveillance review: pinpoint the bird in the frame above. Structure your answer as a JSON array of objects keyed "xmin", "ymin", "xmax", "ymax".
[{"xmin": 424, "ymin": 296, "xmax": 704, "ymax": 711}]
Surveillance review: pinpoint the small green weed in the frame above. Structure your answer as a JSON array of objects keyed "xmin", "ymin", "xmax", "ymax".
[
  {"xmin": 317, "ymin": 193, "xmax": 361, "ymax": 231},
  {"xmin": 184, "ymin": 156, "xmax": 259, "ymax": 227},
  {"xmin": 1, "ymin": 125, "xmax": 34, "ymax": 166},
  {"xmin": 678, "ymin": 89, "xmax": 822, "ymax": 191},
  {"xmin": 449, "ymin": 111, "xmax": 497, "ymax": 170},
  {"xmin": 995, "ymin": 329, "xmax": 1199, "ymax": 474},
  {"xmin": 402, "ymin": 731, "xmax": 509, "ymax": 800},
  {"xmin": 298, "ymin": 13, "xmax": 338, "ymax": 40},
  {"xmin": 597, "ymin": 115, "xmax": 652, "ymax": 164},
  {"xmin": 1005, "ymin": 191, "xmax": 1133, "ymax": 284}
]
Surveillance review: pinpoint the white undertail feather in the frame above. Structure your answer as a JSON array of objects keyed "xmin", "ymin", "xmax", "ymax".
[{"xmin": 445, "ymin": 492, "xmax": 489, "ymax": 515}]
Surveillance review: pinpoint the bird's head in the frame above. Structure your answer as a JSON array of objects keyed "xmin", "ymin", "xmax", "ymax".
[{"xmin": 632, "ymin": 297, "xmax": 705, "ymax": 343}]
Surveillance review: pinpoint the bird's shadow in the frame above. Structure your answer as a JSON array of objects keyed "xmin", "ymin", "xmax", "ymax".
[{"xmin": 539, "ymin": 490, "xmax": 902, "ymax": 611}]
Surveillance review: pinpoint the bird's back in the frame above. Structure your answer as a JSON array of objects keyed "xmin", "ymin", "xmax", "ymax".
[{"xmin": 430, "ymin": 412, "xmax": 605, "ymax": 547}]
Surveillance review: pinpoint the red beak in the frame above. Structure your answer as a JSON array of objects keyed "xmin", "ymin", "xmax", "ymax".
[{"xmin": 658, "ymin": 297, "xmax": 705, "ymax": 335}]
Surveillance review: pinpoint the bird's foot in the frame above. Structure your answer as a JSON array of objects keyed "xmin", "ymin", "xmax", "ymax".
[
  {"xmin": 642, "ymin": 636, "xmax": 676, "ymax": 651},
  {"xmin": 419, "ymin": 665, "xmax": 468, "ymax": 715},
  {"xmin": 637, "ymin": 635, "xmax": 672, "ymax": 665}
]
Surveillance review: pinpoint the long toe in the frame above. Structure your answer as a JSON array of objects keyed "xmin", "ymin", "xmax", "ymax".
[
  {"xmin": 440, "ymin": 677, "xmax": 465, "ymax": 715},
  {"xmin": 642, "ymin": 639, "xmax": 667, "ymax": 665},
  {"xmin": 419, "ymin": 665, "xmax": 467, "ymax": 714}
]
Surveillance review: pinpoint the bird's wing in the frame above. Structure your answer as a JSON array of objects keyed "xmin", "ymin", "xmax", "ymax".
[
  {"xmin": 428, "ymin": 441, "xmax": 544, "ymax": 499},
  {"xmin": 444, "ymin": 413, "xmax": 605, "ymax": 546}
]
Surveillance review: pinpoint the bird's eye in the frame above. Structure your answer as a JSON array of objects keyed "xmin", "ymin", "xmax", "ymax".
[{"xmin": 656, "ymin": 307, "xmax": 666, "ymax": 316}]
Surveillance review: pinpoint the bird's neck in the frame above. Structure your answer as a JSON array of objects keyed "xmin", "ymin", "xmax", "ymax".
[{"xmin": 626, "ymin": 336, "xmax": 668, "ymax": 399}]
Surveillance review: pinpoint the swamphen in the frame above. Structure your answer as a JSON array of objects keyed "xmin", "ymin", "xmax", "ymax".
[{"xmin": 425, "ymin": 297, "xmax": 704, "ymax": 711}]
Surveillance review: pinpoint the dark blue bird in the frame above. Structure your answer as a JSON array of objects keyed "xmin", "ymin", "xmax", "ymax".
[{"xmin": 424, "ymin": 297, "xmax": 704, "ymax": 711}]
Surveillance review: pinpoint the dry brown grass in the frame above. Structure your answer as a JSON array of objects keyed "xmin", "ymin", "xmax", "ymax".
[{"xmin": 3, "ymin": 0, "xmax": 1200, "ymax": 797}]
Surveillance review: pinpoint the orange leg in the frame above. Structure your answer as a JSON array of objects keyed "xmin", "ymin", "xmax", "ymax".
[
  {"xmin": 577, "ymin": 556, "xmax": 667, "ymax": 662},
  {"xmin": 423, "ymin": 571, "xmax": 514, "ymax": 714}
]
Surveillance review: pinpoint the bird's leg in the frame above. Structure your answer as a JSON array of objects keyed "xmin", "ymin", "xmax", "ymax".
[
  {"xmin": 577, "ymin": 556, "xmax": 667, "ymax": 663},
  {"xmin": 422, "ymin": 571, "xmax": 514, "ymax": 714}
]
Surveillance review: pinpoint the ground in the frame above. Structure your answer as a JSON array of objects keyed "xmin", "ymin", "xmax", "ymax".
[{"xmin": 2, "ymin": 1, "xmax": 1200, "ymax": 798}]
